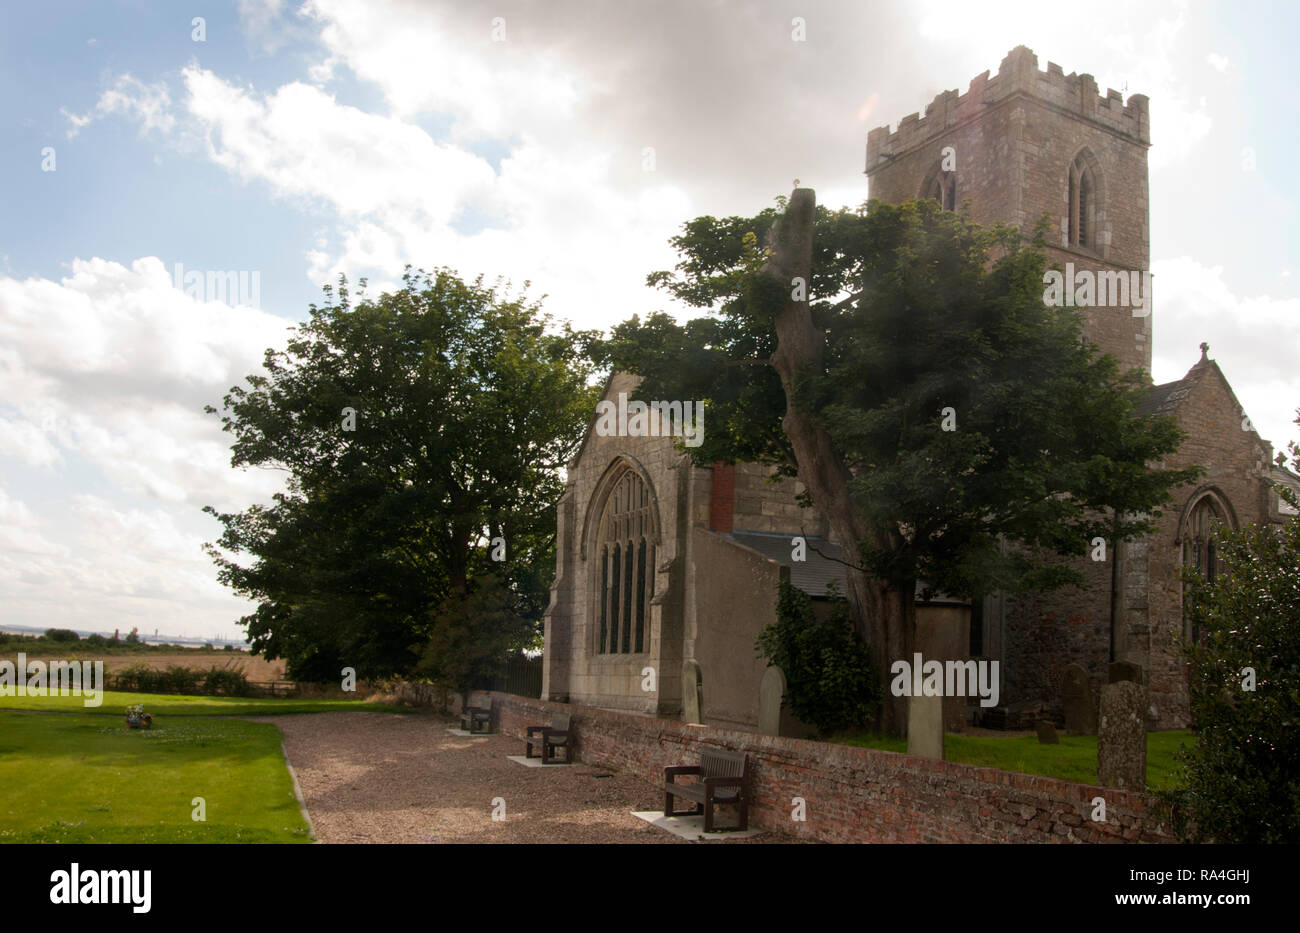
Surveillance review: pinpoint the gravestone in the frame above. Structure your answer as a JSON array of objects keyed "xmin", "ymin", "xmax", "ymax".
[
  {"xmin": 1108, "ymin": 660, "xmax": 1144, "ymax": 686},
  {"xmin": 1035, "ymin": 720, "xmax": 1059, "ymax": 744},
  {"xmin": 681, "ymin": 660, "xmax": 703, "ymax": 724},
  {"xmin": 907, "ymin": 694, "xmax": 944, "ymax": 759},
  {"xmin": 1098, "ymin": 681, "xmax": 1146, "ymax": 790},
  {"xmin": 1061, "ymin": 663, "xmax": 1097, "ymax": 734},
  {"xmin": 758, "ymin": 666, "xmax": 787, "ymax": 736}
]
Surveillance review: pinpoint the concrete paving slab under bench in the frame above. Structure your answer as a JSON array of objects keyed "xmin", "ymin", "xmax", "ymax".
[
  {"xmin": 631, "ymin": 811, "xmax": 764, "ymax": 841},
  {"xmin": 506, "ymin": 754, "xmax": 572, "ymax": 768},
  {"xmin": 445, "ymin": 728, "xmax": 492, "ymax": 737}
]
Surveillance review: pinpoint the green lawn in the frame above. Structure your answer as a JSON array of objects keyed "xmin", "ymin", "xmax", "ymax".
[
  {"xmin": 833, "ymin": 729, "xmax": 1194, "ymax": 790},
  {"xmin": 0, "ymin": 710, "xmax": 312, "ymax": 843},
  {"xmin": 0, "ymin": 689, "xmax": 411, "ymax": 717}
]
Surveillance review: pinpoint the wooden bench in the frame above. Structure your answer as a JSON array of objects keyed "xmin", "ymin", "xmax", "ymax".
[
  {"xmin": 460, "ymin": 699, "xmax": 493, "ymax": 734},
  {"xmin": 663, "ymin": 747, "xmax": 750, "ymax": 832},
  {"xmin": 524, "ymin": 712, "xmax": 572, "ymax": 764}
]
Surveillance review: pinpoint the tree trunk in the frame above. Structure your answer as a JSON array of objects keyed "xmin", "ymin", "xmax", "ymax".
[{"xmin": 762, "ymin": 188, "xmax": 912, "ymax": 733}]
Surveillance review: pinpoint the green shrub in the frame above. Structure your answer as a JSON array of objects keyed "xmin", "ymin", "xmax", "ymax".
[
  {"xmin": 84, "ymin": 633, "xmax": 108, "ymax": 647},
  {"xmin": 1174, "ymin": 516, "xmax": 1300, "ymax": 843},
  {"xmin": 202, "ymin": 667, "xmax": 250, "ymax": 697},
  {"xmin": 755, "ymin": 580, "xmax": 880, "ymax": 735},
  {"xmin": 111, "ymin": 664, "xmax": 205, "ymax": 695},
  {"xmin": 44, "ymin": 628, "xmax": 80, "ymax": 642}
]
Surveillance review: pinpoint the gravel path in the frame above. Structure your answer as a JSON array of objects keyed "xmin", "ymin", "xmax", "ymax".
[{"xmin": 255, "ymin": 712, "xmax": 792, "ymax": 844}]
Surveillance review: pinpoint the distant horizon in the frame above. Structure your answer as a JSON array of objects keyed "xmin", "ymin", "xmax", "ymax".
[{"xmin": 0, "ymin": 623, "xmax": 249, "ymax": 648}]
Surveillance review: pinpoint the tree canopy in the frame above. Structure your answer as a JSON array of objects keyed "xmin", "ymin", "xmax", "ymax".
[{"xmin": 204, "ymin": 268, "xmax": 600, "ymax": 681}]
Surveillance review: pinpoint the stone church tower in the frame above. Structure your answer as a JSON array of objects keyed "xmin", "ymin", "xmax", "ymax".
[
  {"xmin": 866, "ymin": 46, "xmax": 1298, "ymax": 730},
  {"xmin": 866, "ymin": 45, "xmax": 1151, "ymax": 374}
]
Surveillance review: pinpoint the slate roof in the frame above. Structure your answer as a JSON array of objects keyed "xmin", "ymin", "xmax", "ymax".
[
  {"xmin": 727, "ymin": 530, "xmax": 847, "ymax": 598},
  {"xmin": 1136, "ymin": 377, "xmax": 1194, "ymax": 417},
  {"xmin": 727, "ymin": 529, "xmax": 973, "ymax": 605}
]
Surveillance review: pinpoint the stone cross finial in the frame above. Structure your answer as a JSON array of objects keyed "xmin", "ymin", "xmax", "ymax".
[{"xmin": 1199, "ymin": 341, "xmax": 1209, "ymax": 360}]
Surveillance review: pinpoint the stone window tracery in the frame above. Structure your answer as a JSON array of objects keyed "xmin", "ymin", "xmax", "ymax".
[
  {"xmin": 923, "ymin": 167, "xmax": 957, "ymax": 211},
  {"xmin": 594, "ymin": 467, "xmax": 654, "ymax": 654},
  {"xmin": 1182, "ymin": 494, "xmax": 1230, "ymax": 644}
]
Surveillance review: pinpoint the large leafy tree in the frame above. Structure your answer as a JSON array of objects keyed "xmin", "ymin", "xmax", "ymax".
[
  {"xmin": 602, "ymin": 191, "xmax": 1200, "ymax": 731},
  {"xmin": 204, "ymin": 268, "xmax": 600, "ymax": 681}
]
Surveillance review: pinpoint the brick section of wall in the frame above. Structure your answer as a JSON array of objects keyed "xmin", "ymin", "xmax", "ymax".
[
  {"xmin": 709, "ymin": 462, "xmax": 735, "ymax": 532},
  {"xmin": 476, "ymin": 691, "xmax": 1177, "ymax": 844}
]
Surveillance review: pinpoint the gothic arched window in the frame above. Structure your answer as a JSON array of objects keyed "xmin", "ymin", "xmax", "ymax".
[
  {"xmin": 1068, "ymin": 153, "xmax": 1097, "ymax": 249},
  {"xmin": 923, "ymin": 168, "xmax": 957, "ymax": 211},
  {"xmin": 594, "ymin": 468, "xmax": 655, "ymax": 654},
  {"xmin": 1181, "ymin": 494, "xmax": 1230, "ymax": 643}
]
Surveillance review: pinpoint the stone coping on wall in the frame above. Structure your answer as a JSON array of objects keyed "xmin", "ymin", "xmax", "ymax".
[{"xmin": 475, "ymin": 690, "xmax": 1178, "ymax": 844}]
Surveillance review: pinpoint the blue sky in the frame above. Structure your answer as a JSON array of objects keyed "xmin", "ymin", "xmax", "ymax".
[{"xmin": 1, "ymin": 0, "xmax": 1297, "ymax": 639}]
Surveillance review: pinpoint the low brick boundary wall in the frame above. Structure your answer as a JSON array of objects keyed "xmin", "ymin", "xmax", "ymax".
[{"xmin": 475, "ymin": 690, "xmax": 1177, "ymax": 844}]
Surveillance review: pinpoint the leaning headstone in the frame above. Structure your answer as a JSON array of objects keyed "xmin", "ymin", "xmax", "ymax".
[
  {"xmin": 758, "ymin": 666, "xmax": 787, "ymax": 736},
  {"xmin": 1061, "ymin": 663, "xmax": 1097, "ymax": 734},
  {"xmin": 1035, "ymin": 720, "xmax": 1059, "ymax": 744},
  {"xmin": 1098, "ymin": 681, "xmax": 1146, "ymax": 790},
  {"xmin": 907, "ymin": 694, "xmax": 944, "ymax": 759},
  {"xmin": 681, "ymin": 660, "xmax": 703, "ymax": 724},
  {"xmin": 1108, "ymin": 660, "xmax": 1144, "ymax": 686}
]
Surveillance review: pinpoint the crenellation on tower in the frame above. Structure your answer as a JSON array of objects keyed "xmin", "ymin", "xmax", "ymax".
[{"xmin": 866, "ymin": 45, "xmax": 1149, "ymax": 175}]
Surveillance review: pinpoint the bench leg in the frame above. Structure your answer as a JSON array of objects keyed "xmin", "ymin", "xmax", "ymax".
[
  {"xmin": 704, "ymin": 797, "xmax": 714, "ymax": 833},
  {"xmin": 664, "ymin": 788, "xmax": 675, "ymax": 818},
  {"xmin": 739, "ymin": 798, "xmax": 749, "ymax": 831}
]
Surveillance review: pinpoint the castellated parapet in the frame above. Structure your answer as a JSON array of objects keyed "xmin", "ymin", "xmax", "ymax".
[{"xmin": 867, "ymin": 45, "xmax": 1149, "ymax": 172}]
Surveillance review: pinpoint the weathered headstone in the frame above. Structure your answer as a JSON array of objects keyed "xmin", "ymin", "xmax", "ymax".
[
  {"xmin": 1061, "ymin": 663, "xmax": 1097, "ymax": 734},
  {"xmin": 907, "ymin": 694, "xmax": 944, "ymax": 759},
  {"xmin": 1108, "ymin": 659, "xmax": 1144, "ymax": 686},
  {"xmin": 758, "ymin": 666, "xmax": 787, "ymax": 736},
  {"xmin": 1098, "ymin": 681, "xmax": 1146, "ymax": 790},
  {"xmin": 681, "ymin": 660, "xmax": 703, "ymax": 724},
  {"xmin": 1035, "ymin": 720, "xmax": 1059, "ymax": 744}
]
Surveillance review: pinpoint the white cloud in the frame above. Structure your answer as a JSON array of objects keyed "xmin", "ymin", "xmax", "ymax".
[
  {"xmin": 180, "ymin": 59, "xmax": 689, "ymax": 330},
  {"xmin": 1151, "ymin": 256, "xmax": 1300, "ymax": 451},
  {"xmin": 0, "ymin": 258, "xmax": 295, "ymax": 632},
  {"xmin": 1206, "ymin": 52, "xmax": 1230, "ymax": 73},
  {"xmin": 63, "ymin": 74, "xmax": 175, "ymax": 139}
]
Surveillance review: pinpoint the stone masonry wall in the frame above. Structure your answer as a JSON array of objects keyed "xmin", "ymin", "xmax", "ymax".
[
  {"xmin": 1141, "ymin": 358, "xmax": 1280, "ymax": 728},
  {"xmin": 477, "ymin": 691, "xmax": 1178, "ymax": 844}
]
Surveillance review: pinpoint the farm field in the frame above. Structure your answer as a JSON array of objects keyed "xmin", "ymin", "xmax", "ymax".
[{"xmin": 2, "ymin": 651, "xmax": 288, "ymax": 681}]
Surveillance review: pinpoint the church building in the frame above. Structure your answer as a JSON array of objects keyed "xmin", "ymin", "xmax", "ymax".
[{"xmin": 541, "ymin": 46, "xmax": 1299, "ymax": 733}]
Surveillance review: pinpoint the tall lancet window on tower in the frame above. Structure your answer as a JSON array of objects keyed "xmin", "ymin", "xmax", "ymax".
[
  {"xmin": 1068, "ymin": 153, "xmax": 1096, "ymax": 249},
  {"xmin": 594, "ymin": 467, "xmax": 654, "ymax": 654},
  {"xmin": 922, "ymin": 166, "xmax": 957, "ymax": 211}
]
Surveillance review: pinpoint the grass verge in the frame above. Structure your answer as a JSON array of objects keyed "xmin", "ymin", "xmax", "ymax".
[
  {"xmin": 832, "ymin": 730, "xmax": 1194, "ymax": 790},
  {"xmin": 0, "ymin": 710, "xmax": 312, "ymax": 843},
  {"xmin": 0, "ymin": 689, "xmax": 411, "ymax": 717}
]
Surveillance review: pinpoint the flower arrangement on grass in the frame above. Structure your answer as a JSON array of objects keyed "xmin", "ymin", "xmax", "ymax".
[{"xmin": 124, "ymin": 704, "xmax": 153, "ymax": 729}]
